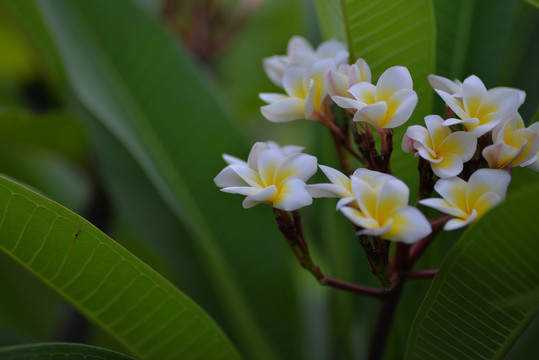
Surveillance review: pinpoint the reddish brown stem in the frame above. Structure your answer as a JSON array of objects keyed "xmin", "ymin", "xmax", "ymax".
[{"xmin": 405, "ymin": 270, "xmax": 438, "ymax": 279}]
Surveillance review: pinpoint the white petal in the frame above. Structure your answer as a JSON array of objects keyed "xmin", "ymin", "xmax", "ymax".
[
  {"xmin": 467, "ymin": 169, "xmax": 511, "ymax": 205},
  {"xmin": 376, "ymin": 179, "xmax": 410, "ymax": 218},
  {"xmin": 353, "ymin": 102, "xmax": 388, "ymax": 130},
  {"xmin": 247, "ymin": 142, "xmax": 271, "ymax": 170},
  {"xmin": 351, "ymin": 58, "xmax": 371, "ymax": 84},
  {"xmin": 229, "ymin": 164, "xmax": 263, "ymax": 188},
  {"xmin": 327, "ymin": 70, "xmax": 349, "ymax": 97},
  {"xmin": 259, "ymin": 93, "xmax": 288, "ymax": 104},
  {"xmin": 348, "ymin": 82, "xmax": 376, "ymax": 103},
  {"xmin": 275, "ymin": 153, "xmax": 318, "ymax": 184},
  {"xmin": 214, "ymin": 166, "xmax": 247, "ymax": 187},
  {"xmin": 431, "ymin": 152, "xmax": 464, "ymax": 178},
  {"xmin": 273, "ymin": 178, "xmax": 313, "ymax": 211},
  {"xmin": 438, "ymin": 131, "xmax": 477, "ymax": 161},
  {"xmin": 419, "ymin": 198, "xmax": 468, "ymax": 219},
  {"xmin": 435, "ymin": 89, "xmax": 468, "ymax": 120},
  {"xmin": 350, "ymin": 176, "xmax": 377, "ymax": 218},
  {"xmin": 376, "ymin": 66, "xmax": 413, "ymax": 102},
  {"xmin": 340, "ymin": 206, "xmax": 381, "ymax": 230},
  {"xmin": 383, "ymin": 206, "xmax": 432, "ymax": 243},
  {"xmin": 261, "ymin": 98, "xmax": 305, "ymax": 122},
  {"xmin": 283, "ymin": 65, "xmax": 307, "ymax": 98},
  {"xmin": 281, "ymin": 145, "xmax": 305, "ymax": 156},
  {"xmin": 257, "ymin": 149, "xmax": 287, "ymax": 186},
  {"xmin": 443, "ymin": 210, "xmax": 477, "ymax": 231},
  {"xmin": 288, "ymin": 36, "xmax": 313, "ymax": 55},
  {"xmin": 428, "ymin": 74, "xmax": 461, "ymax": 95},
  {"xmin": 243, "ymin": 186, "xmax": 278, "ymax": 208},
  {"xmin": 319, "ymin": 165, "xmax": 351, "ymax": 187},
  {"xmin": 484, "ymin": 88, "xmax": 521, "ymax": 119},
  {"xmin": 221, "ymin": 186, "xmax": 259, "ymax": 196},
  {"xmin": 223, "ymin": 153, "xmax": 247, "ymax": 166},
  {"xmin": 336, "ymin": 196, "xmax": 355, "ymax": 210},
  {"xmin": 307, "ymin": 183, "xmax": 349, "ymax": 198},
  {"xmin": 384, "ymin": 89, "xmax": 418, "ymax": 128},
  {"xmin": 316, "ymin": 39, "xmax": 348, "ymax": 59},
  {"xmin": 482, "ymin": 143, "xmax": 517, "ymax": 169},
  {"xmin": 332, "ymin": 95, "xmax": 362, "ymax": 109},
  {"xmin": 432, "ymin": 177, "xmax": 468, "ymax": 212},
  {"xmin": 262, "ymin": 55, "xmax": 287, "ymax": 87},
  {"xmin": 402, "ymin": 125, "xmax": 429, "ymax": 153},
  {"xmin": 462, "ymin": 75, "xmax": 487, "ymax": 116}
]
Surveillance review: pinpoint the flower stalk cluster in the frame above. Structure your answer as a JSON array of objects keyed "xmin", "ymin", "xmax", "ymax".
[{"xmin": 214, "ymin": 35, "xmax": 537, "ymax": 360}]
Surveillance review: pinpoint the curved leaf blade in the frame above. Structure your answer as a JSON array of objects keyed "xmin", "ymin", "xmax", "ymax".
[
  {"xmin": 0, "ymin": 176, "xmax": 239, "ymax": 360},
  {"xmin": 405, "ymin": 184, "xmax": 539, "ymax": 360},
  {"xmin": 0, "ymin": 343, "xmax": 134, "ymax": 360}
]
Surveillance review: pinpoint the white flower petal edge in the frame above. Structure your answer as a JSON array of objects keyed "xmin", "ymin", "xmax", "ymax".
[{"xmin": 215, "ymin": 141, "xmax": 317, "ymax": 211}]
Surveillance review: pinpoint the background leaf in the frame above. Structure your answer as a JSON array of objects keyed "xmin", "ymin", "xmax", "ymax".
[
  {"xmin": 0, "ymin": 343, "xmax": 134, "ymax": 360},
  {"xmin": 405, "ymin": 183, "xmax": 539, "ymax": 359},
  {"xmin": 36, "ymin": 0, "xmax": 301, "ymax": 358},
  {"xmin": 0, "ymin": 175, "xmax": 240, "ymax": 359}
]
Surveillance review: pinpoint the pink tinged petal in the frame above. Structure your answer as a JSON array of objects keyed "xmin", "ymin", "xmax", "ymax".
[
  {"xmin": 348, "ymin": 82, "xmax": 377, "ymax": 103},
  {"xmin": 340, "ymin": 207, "xmax": 383, "ymax": 231},
  {"xmin": 243, "ymin": 186, "xmax": 278, "ymax": 209},
  {"xmin": 438, "ymin": 131, "xmax": 477, "ymax": 161},
  {"xmin": 431, "ymin": 152, "xmax": 464, "ymax": 178},
  {"xmin": 257, "ymin": 149, "xmax": 287, "ymax": 186},
  {"xmin": 383, "ymin": 206, "xmax": 432, "ymax": 244},
  {"xmin": 435, "ymin": 89, "xmax": 468, "ymax": 119},
  {"xmin": 482, "ymin": 143, "xmax": 518, "ymax": 169},
  {"xmin": 419, "ymin": 198, "xmax": 469, "ymax": 219},
  {"xmin": 350, "ymin": 176, "xmax": 378, "ymax": 218},
  {"xmin": 274, "ymin": 153, "xmax": 318, "ymax": 184},
  {"xmin": 384, "ymin": 89, "xmax": 418, "ymax": 128},
  {"xmin": 376, "ymin": 66, "xmax": 413, "ymax": 102},
  {"xmin": 462, "ymin": 75, "xmax": 487, "ymax": 116},
  {"xmin": 259, "ymin": 93, "xmax": 288, "ymax": 104},
  {"xmin": 261, "ymin": 98, "xmax": 306, "ymax": 122},
  {"xmin": 229, "ymin": 165, "xmax": 264, "ymax": 187},
  {"xmin": 332, "ymin": 95, "xmax": 362, "ymax": 109},
  {"xmin": 376, "ymin": 179, "xmax": 410, "ymax": 223},
  {"xmin": 222, "ymin": 154, "xmax": 247, "ymax": 166},
  {"xmin": 432, "ymin": 177, "xmax": 468, "ymax": 213},
  {"xmin": 283, "ymin": 65, "xmax": 308, "ymax": 98},
  {"xmin": 473, "ymin": 192, "xmax": 502, "ymax": 219},
  {"xmin": 443, "ymin": 209, "xmax": 477, "ymax": 231},
  {"xmin": 467, "ymin": 169, "xmax": 511, "ymax": 207},
  {"xmin": 428, "ymin": 74, "xmax": 462, "ymax": 95},
  {"xmin": 327, "ymin": 70, "xmax": 349, "ymax": 97},
  {"xmin": 273, "ymin": 178, "xmax": 313, "ymax": 211},
  {"xmin": 351, "ymin": 58, "xmax": 371, "ymax": 83},
  {"xmin": 220, "ymin": 186, "xmax": 260, "ymax": 196},
  {"xmin": 214, "ymin": 166, "xmax": 247, "ymax": 188},
  {"xmin": 262, "ymin": 56, "xmax": 287, "ymax": 87},
  {"xmin": 402, "ymin": 125, "xmax": 430, "ymax": 153},
  {"xmin": 353, "ymin": 102, "xmax": 388, "ymax": 130}
]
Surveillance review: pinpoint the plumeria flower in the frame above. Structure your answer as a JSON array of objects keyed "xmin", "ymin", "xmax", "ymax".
[
  {"xmin": 482, "ymin": 114, "xmax": 539, "ymax": 169},
  {"xmin": 339, "ymin": 170, "xmax": 431, "ymax": 244},
  {"xmin": 402, "ymin": 115, "xmax": 477, "ymax": 178},
  {"xmin": 260, "ymin": 59, "xmax": 336, "ymax": 122},
  {"xmin": 419, "ymin": 169, "xmax": 511, "ymax": 231},
  {"xmin": 428, "ymin": 75, "xmax": 463, "ymax": 98},
  {"xmin": 332, "ymin": 66, "xmax": 418, "ymax": 131},
  {"xmin": 307, "ymin": 166, "xmax": 393, "ymax": 209},
  {"xmin": 430, "ymin": 74, "xmax": 525, "ymax": 137},
  {"xmin": 526, "ymin": 122, "xmax": 539, "ymax": 172},
  {"xmin": 327, "ymin": 58, "xmax": 371, "ymax": 97},
  {"xmin": 263, "ymin": 36, "xmax": 349, "ymax": 88},
  {"xmin": 214, "ymin": 141, "xmax": 317, "ymax": 211}
]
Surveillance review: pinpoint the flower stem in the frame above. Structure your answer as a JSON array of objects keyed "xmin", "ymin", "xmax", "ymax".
[{"xmin": 405, "ymin": 270, "xmax": 438, "ymax": 279}]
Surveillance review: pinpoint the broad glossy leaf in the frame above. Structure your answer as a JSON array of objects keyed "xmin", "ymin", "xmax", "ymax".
[
  {"xmin": 0, "ymin": 343, "xmax": 134, "ymax": 360},
  {"xmin": 0, "ymin": 176, "xmax": 239, "ymax": 360},
  {"xmin": 405, "ymin": 183, "xmax": 539, "ymax": 360},
  {"xmin": 37, "ymin": 0, "xmax": 298, "ymax": 357}
]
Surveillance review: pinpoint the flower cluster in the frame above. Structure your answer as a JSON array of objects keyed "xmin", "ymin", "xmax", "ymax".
[{"xmin": 217, "ymin": 35, "xmax": 537, "ymax": 241}]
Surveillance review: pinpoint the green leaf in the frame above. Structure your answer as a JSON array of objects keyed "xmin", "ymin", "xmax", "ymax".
[
  {"xmin": 36, "ymin": 0, "xmax": 299, "ymax": 358},
  {"xmin": 405, "ymin": 183, "xmax": 539, "ymax": 360},
  {"xmin": 0, "ymin": 176, "xmax": 239, "ymax": 360},
  {"xmin": 525, "ymin": 0, "xmax": 539, "ymax": 10},
  {"xmin": 0, "ymin": 343, "xmax": 134, "ymax": 360},
  {"xmin": 314, "ymin": 0, "xmax": 436, "ymax": 188}
]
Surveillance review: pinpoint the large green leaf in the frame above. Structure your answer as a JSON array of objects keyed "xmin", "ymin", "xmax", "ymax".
[
  {"xmin": 36, "ymin": 0, "xmax": 298, "ymax": 358},
  {"xmin": 0, "ymin": 175, "xmax": 239, "ymax": 359},
  {"xmin": 0, "ymin": 343, "xmax": 134, "ymax": 360},
  {"xmin": 405, "ymin": 183, "xmax": 539, "ymax": 359}
]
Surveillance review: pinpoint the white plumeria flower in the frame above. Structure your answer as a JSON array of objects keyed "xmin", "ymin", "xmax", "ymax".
[
  {"xmin": 419, "ymin": 169, "xmax": 511, "ymax": 231},
  {"xmin": 332, "ymin": 66, "xmax": 418, "ymax": 131},
  {"xmin": 214, "ymin": 142, "xmax": 317, "ymax": 211},
  {"xmin": 431, "ymin": 74, "xmax": 525, "ymax": 138},
  {"xmin": 526, "ymin": 122, "xmax": 539, "ymax": 172},
  {"xmin": 482, "ymin": 114, "xmax": 539, "ymax": 169},
  {"xmin": 428, "ymin": 75, "xmax": 463, "ymax": 98},
  {"xmin": 339, "ymin": 171, "xmax": 431, "ymax": 244},
  {"xmin": 263, "ymin": 36, "xmax": 349, "ymax": 88},
  {"xmin": 327, "ymin": 58, "xmax": 371, "ymax": 97},
  {"xmin": 307, "ymin": 166, "xmax": 393, "ymax": 209},
  {"xmin": 260, "ymin": 59, "xmax": 336, "ymax": 122},
  {"xmin": 402, "ymin": 115, "xmax": 477, "ymax": 178}
]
